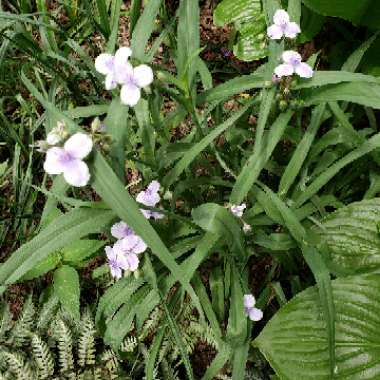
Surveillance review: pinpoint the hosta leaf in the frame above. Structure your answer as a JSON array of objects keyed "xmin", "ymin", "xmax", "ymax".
[
  {"xmin": 254, "ymin": 273, "xmax": 380, "ymax": 380},
  {"xmin": 214, "ymin": 0, "xmax": 267, "ymax": 62},
  {"xmin": 318, "ymin": 198, "xmax": 380, "ymax": 276}
]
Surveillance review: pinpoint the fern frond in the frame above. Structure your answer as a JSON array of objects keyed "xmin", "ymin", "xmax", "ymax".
[
  {"xmin": 120, "ymin": 336, "xmax": 138, "ymax": 352},
  {"xmin": 31, "ymin": 333, "xmax": 55, "ymax": 379},
  {"xmin": 139, "ymin": 307, "xmax": 162, "ymax": 341},
  {"xmin": 78, "ymin": 310, "xmax": 96, "ymax": 367},
  {"xmin": 53, "ymin": 318, "xmax": 74, "ymax": 373},
  {"xmin": 100, "ymin": 349, "xmax": 120, "ymax": 379},
  {"xmin": 37, "ymin": 295, "xmax": 59, "ymax": 332},
  {"xmin": 10, "ymin": 296, "xmax": 35, "ymax": 347},
  {"xmin": 3, "ymin": 351, "xmax": 35, "ymax": 380}
]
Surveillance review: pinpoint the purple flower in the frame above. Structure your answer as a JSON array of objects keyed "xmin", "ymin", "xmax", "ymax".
[
  {"xmin": 111, "ymin": 221, "xmax": 134, "ymax": 239},
  {"xmin": 106, "ymin": 246, "xmax": 129, "ymax": 279},
  {"xmin": 274, "ymin": 51, "xmax": 313, "ymax": 79},
  {"xmin": 136, "ymin": 180, "xmax": 164, "ymax": 220},
  {"xmin": 230, "ymin": 203, "xmax": 246, "ymax": 218},
  {"xmin": 243, "ymin": 294, "xmax": 263, "ymax": 322},
  {"xmin": 267, "ymin": 9, "xmax": 300, "ymax": 40},
  {"xmin": 43, "ymin": 132, "xmax": 93, "ymax": 187}
]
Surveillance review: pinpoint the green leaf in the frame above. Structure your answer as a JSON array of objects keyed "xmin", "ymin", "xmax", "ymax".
[
  {"xmin": 214, "ymin": 0, "xmax": 267, "ymax": 62},
  {"xmin": 198, "ymin": 73, "xmax": 265, "ymax": 104},
  {"xmin": 302, "ymin": 0, "xmax": 379, "ymax": 28},
  {"xmin": 61, "ymin": 239, "xmax": 105, "ymax": 264},
  {"xmin": 279, "ymin": 104, "xmax": 326, "ymax": 197},
  {"xmin": 103, "ymin": 97, "xmax": 129, "ymax": 180},
  {"xmin": 21, "ymin": 251, "xmax": 61, "ymax": 281},
  {"xmin": 255, "ymin": 273, "xmax": 380, "ymax": 380},
  {"xmin": 53, "ymin": 265, "xmax": 80, "ymax": 321},
  {"xmin": 0, "ymin": 208, "xmax": 114, "ymax": 286},
  {"xmin": 318, "ymin": 199, "xmax": 380, "ymax": 276},
  {"xmin": 131, "ymin": 0, "xmax": 162, "ymax": 61},
  {"xmin": 303, "ymin": 81, "xmax": 380, "ymax": 109},
  {"xmin": 177, "ymin": 0, "xmax": 200, "ymax": 85}
]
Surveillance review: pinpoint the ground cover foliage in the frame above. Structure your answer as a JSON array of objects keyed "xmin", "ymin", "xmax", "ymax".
[{"xmin": 1, "ymin": 0, "xmax": 380, "ymax": 379}]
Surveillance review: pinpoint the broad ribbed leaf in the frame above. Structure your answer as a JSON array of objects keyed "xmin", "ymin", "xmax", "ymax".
[
  {"xmin": 255, "ymin": 273, "xmax": 380, "ymax": 380},
  {"xmin": 318, "ymin": 199, "xmax": 380, "ymax": 276},
  {"xmin": 214, "ymin": 0, "xmax": 266, "ymax": 62}
]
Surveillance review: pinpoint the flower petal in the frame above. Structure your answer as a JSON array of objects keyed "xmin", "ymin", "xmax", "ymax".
[
  {"xmin": 119, "ymin": 235, "xmax": 147, "ymax": 254},
  {"xmin": 126, "ymin": 253, "xmax": 139, "ymax": 271},
  {"xmin": 110, "ymin": 266, "xmax": 122, "ymax": 279},
  {"xmin": 243, "ymin": 294, "xmax": 256, "ymax": 308},
  {"xmin": 115, "ymin": 62, "xmax": 134, "ymax": 85},
  {"xmin": 63, "ymin": 159, "xmax": 90, "ymax": 187},
  {"xmin": 133, "ymin": 64, "xmax": 154, "ymax": 88},
  {"xmin": 274, "ymin": 63, "xmax": 294, "ymax": 78},
  {"xmin": 105, "ymin": 73, "xmax": 118, "ymax": 90},
  {"xmin": 267, "ymin": 24, "xmax": 283, "ymax": 40},
  {"xmin": 64, "ymin": 132, "xmax": 93, "ymax": 159},
  {"xmin": 95, "ymin": 53, "xmax": 114, "ymax": 75},
  {"xmin": 273, "ymin": 9, "xmax": 289, "ymax": 25},
  {"xmin": 43, "ymin": 147, "xmax": 66, "ymax": 175},
  {"xmin": 284, "ymin": 22, "xmax": 301, "ymax": 38},
  {"xmin": 114, "ymin": 47, "xmax": 132, "ymax": 68},
  {"xmin": 111, "ymin": 221, "xmax": 133, "ymax": 239},
  {"xmin": 295, "ymin": 62, "xmax": 314, "ymax": 78},
  {"xmin": 105, "ymin": 246, "xmax": 116, "ymax": 261},
  {"xmin": 248, "ymin": 307, "xmax": 263, "ymax": 322},
  {"xmin": 151, "ymin": 211, "xmax": 164, "ymax": 220},
  {"xmin": 282, "ymin": 50, "xmax": 302, "ymax": 65},
  {"xmin": 116, "ymin": 253, "xmax": 129, "ymax": 270},
  {"xmin": 148, "ymin": 180, "xmax": 160, "ymax": 193},
  {"xmin": 120, "ymin": 83, "xmax": 141, "ymax": 106}
]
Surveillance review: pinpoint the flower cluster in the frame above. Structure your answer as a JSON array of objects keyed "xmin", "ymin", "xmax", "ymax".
[
  {"xmin": 105, "ymin": 180, "xmax": 163, "ymax": 279},
  {"xmin": 106, "ymin": 221, "xmax": 147, "ymax": 279},
  {"xmin": 43, "ymin": 132, "xmax": 93, "ymax": 187},
  {"xmin": 268, "ymin": 9, "xmax": 313, "ymax": 80},
  {"xmin": 244, "ymin": 294, "xmax": 263, "ymax": 322},
  {"xmin": 136, "ymin": 180, "xmax": 164, "ymax": 220},
  {"xmin": 95, "ymin": 47, "xmax": 154, "ymax": 107}
]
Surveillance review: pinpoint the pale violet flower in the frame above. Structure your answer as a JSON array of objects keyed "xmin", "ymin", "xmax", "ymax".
[
  {"xmin": 119, "ymin": 63, "xmax": 154, "ymax": 106},
  {"xmin": 267, "ymin": 9, "xmax": 300, "ymax": 40},
  {"xmin": 113, "ymin": 234, "xmax": 147, "ymax": 272},
  {"xmin": 274, "ymin": 51, "xmax": 313, "ymax": 79},
  {"xmin": 136, "ymin": 180, "xmax": 164, "ymax": 220},
  {"xmin": 111, "ymin": 221, "xmax": 133, "ymax": 239},
  {"xmin": 105, "ymin": 246, "xmax": 129, "ymax": 279},
  {"xmin": 244, "ymin": 294, "xmax": 263, "ymax": 322},
  {"xmin": 230, "ymin": 203, "xmax": 246, "ymax": 218},
  {"xmin": 95, "ymin": 47, "xmax": 132, "ymax": 90},
  {"xmin": 43, "ymin": 132, "xmax": 93, "ymax": 187}
]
